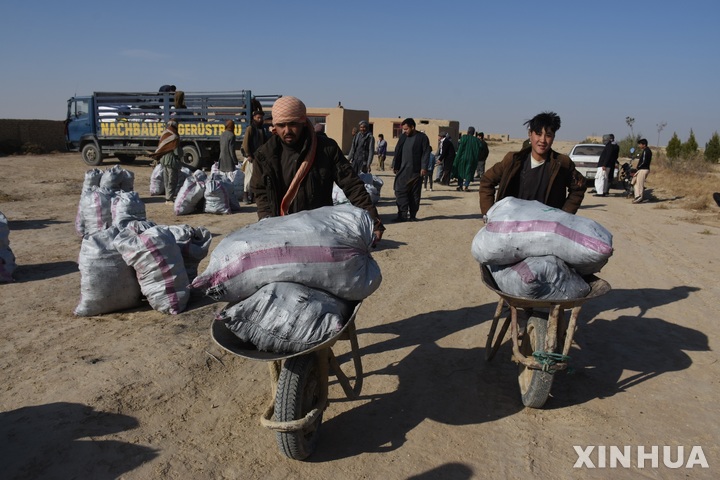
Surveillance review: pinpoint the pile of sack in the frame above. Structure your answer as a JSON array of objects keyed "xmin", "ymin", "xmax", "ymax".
[
  {"xmin": 332, "ymin": 172, "xmax": 384, "ymax": 206},
  {"xmin": 196, "ymin": 204, "xmax": 382, "ymax": 354},
  {"xmin": 152, "ymin": 162, "xmax": 244, "ymax": 216},
  {"xmin": 0, "ymin": 211, "xmax": 16, "ymax": 283},
  {"xmin": 74, "ymin": 167, "xmax": 212, "ymax": 316},
  {"xmin": 471, "ymin": 197, "xmax": 613, "ymax": 300}
]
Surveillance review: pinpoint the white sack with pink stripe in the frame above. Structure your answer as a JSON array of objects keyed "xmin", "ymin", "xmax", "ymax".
[{"xmin": 191, "ymin": 204, "xmax": 381, "ymax": 302}]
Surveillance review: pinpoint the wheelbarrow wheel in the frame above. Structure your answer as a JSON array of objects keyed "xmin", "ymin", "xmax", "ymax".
[
  {"xmin": 275, "ymin": 353, "xmax": 323, "ymax": 460},
  {"xmin": 518, "ymin": 316, "xmax": 555, "ymax": 408}
]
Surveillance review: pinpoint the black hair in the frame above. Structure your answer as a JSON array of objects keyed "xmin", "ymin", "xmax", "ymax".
[
  {"xmin": 523, "ymin": 111, "xmax": 561, "ymax": 134},
  {"xmin": 378, "ymin": 134, "xmax": 384, "ymax": 139},
  {"xmin": 401, "ymin": 117, "xmax": 416, "ymax": 128},
  {"xmin": 638, "ymin": 138, "xmax": 648, "ymax": 146}
]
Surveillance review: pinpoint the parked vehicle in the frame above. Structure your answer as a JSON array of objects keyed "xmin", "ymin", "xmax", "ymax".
[
  {"xmin": 568, "ymin": 143, "xmax": 605, "ymax": 184},
  {"xmin": 65, "ymin": 91, "xmax": 280, "ymax": 168}
]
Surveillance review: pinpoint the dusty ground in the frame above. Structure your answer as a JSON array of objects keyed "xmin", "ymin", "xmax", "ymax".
[{"xmin": 1, "ymin": 140, "xmax": 719, "ymax": 479}]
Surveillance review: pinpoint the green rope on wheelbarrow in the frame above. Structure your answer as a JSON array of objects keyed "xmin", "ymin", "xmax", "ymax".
[{"xmin": 532, "ymin": 351, "xmax": 571, "ymax": 373}]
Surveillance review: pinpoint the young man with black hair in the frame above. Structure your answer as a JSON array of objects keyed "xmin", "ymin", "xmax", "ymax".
[{"xmin": 479, "ymin": 111, "xmax": 586, "ymax": 218}]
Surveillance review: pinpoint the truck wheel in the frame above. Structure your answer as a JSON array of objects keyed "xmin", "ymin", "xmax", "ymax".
[
  {"xmin": 181, "ymin": 145, "xmax": 202, "ymax": 169},
  {"xmin": 81, "ymin": 144, "xmax": 103, "ymax": 166},
  {"xmin": 116, "ymin": 154, "xmax": 136, "ymax": 164}
]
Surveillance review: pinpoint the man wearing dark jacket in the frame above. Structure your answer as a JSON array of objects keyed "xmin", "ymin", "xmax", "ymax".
[
  {"xmin": 392, "ymin": 118, "xmax": 431, "ymax": 221},
  {"xmin": 479, "ymin": 111, "xmax": 586, "ymax": 217},
  {"xmin": 250, "ymin": 96, "xmax": 384, "ymax": 240},
  {"xmin": 594, "ymin": 133, "xmax": 620, "ymax": 197},
  {"xmin": 437, "ymin": 133, "xmax": 456, "ymax": 185}
]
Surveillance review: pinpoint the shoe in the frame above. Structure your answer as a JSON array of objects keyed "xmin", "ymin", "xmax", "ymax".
[
  {"xmin": 456, "ymin": 186, "xmax": 463, "ymax": 191},
  {"xmin": 593, "ymin": 194, "xmax": 607, "ymax": 197},
  {"xmin": 424, "ymin": 187, "xmax": 428, "ymax": 191},
  {"xmin": 429, "ymin": 187, "xmax": 433, "ymax": 191},
  {"xmin": 392, "ymin": 214, "xmax": 407, "ymax": 223},
  {"xmin": 165, "ymin": 200, "xmax": 174, "ymax": 205},
  {"xmin": 632, "ymin": 197, "xmax": 643, "ymax": 204},
  {"xmin": 713, "ymin": 192, "xmax": 720, "ymax": 207},
  {"xmin": 463, "ymin": 187, "xmax": 469, "ymax": 192}
]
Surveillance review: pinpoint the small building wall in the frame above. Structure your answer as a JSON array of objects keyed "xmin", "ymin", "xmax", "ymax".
[
  {"xmin": 0, "ymin": 119, "xmax": 66, "ymax": 154},
  {"xmin": 306, "ymin": 107, "xmax": 368, "ymax": 154}
]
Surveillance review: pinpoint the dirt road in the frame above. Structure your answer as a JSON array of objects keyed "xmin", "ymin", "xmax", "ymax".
[{"xmin": 1, "ymin": 143, "xmax": 718, "ymax": 479}]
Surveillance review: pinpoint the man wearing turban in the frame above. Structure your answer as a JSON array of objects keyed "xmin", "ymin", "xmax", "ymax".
[{"xmin": 250, "ymin": 96, "xmax": 385, "ymax": 241}]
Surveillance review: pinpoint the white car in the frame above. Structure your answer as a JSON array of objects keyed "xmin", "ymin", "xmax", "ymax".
[{"xmin": 569, "ymin": 143, "xmax": 605, "ymax": 184}]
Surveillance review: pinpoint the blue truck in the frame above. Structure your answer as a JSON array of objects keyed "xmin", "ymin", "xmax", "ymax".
[{"xmin": 65, "ymin": 91, "xmax": 280, "ymax": 168}]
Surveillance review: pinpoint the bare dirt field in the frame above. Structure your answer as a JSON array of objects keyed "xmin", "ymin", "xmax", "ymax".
[{"xmin": 1, "ymin": 140, "xmax": 719, "ymax": 479}]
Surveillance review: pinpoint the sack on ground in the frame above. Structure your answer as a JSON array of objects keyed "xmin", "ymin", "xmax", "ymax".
[
  {"xmin": 217, "ymin": 282, "xmax": 354, "ymax": 354},
  {"xmin": 149, "ymin": 164, "xmax": 165, "ymax": 196},
  {"xmin": 0, "ymin": 212, "xmax": 15, "ymax": 283},
  {"xmin": 489, "ymin": 255, "xmax": 591, "ymax": 300},
  {"xmin": 75, "ymin": 186, "xmax": 115, "ymax": 236},
  {"xmin": 75, "ymin": 226, "xmax": 142, "ymax": 316},
  {"xmin": 112, "ymin": 191, "xmax": 146, "ymax": 228},
  {"xmin": 100, "ymin": 165, "xmax": 134, "ymax": 192},
  {"xmin": 83, "ymin": 168, "xmax": 103, "ymax": 193},
  {"xmin": 192, "ymin": 204, "xmax": 381, "ymax": 302},
  {"xmin": 114, "ymin": 225, "xmax": 189, "ymax": 314},
  {"xmin": 174, "ymin": 174, "xmax": 205, "ymax": 216},
  {"xmin": 167, "ymin": 224, "xmax": 212, "ymax": 281},
  {"xmin": 204, "ymin": 177, "xmax": 232, "ymax": 214},
  {"xmin": 471, "ymin": 197, "xmax": 613, "ymax": 275}
]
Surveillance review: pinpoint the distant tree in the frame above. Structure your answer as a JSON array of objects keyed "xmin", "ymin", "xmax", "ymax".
[
  {"xmin": 618, "ymin": 133, "xmax": 641, "ymax": 158},
  {"xmin": 705, "ymin": 132, "xmax": 720, "ymax": 163},
  {"xmin": 656, "ymin": 121, "xmax": 667, "ymax": 147},
  {"xmin": 682, "ymin": 129, "xmax": 699, "ymax": 157},
  {"xmin": 625, "ymin": 116, "xmax": 635, "ymax": 138},
  {"xmin": 666, "ymin": 132, "xmax": 682, "ymax": 159}
]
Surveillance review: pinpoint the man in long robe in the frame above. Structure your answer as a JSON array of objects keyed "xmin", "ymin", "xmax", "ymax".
[{"xmin": 392, "ymin": 118, "xmax": 430, "ymax": 221}]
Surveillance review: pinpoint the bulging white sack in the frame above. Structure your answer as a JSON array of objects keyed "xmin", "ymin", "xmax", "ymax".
[
  {"xmin": 100, "ymin": 165, "xmax": 134, "ymax": 192},
  {"xmin": 204, "ymin": 177, "xmax": 231, "ymax": 214},
  {"xmin": 114, "ymin": 225, "xmax": 189, "ymax": 315},
  {"xmin": 489, "ymin": 255, "xmax": 591, "ymax": 300},
  {"xmin": 149, "ymin": 164, "xmax": 165, "ymax": 196},
  {"xmin": 191, "ymin": 204, "xmax": 381, "ymax": 302},
  {"xmin": 83, "ymin": 168, "xmax": 103, "ymax": 193},
  {"xmin": 112, "ymin": 190, "xmax": 146, "ymax": 228},
  {"xmin": 332, "ymin": 183, "xmax": 349, "ymax": 205},
  {"xmin": 74, "ymin": 226, "xmax": 142, "ymax": 316},
  {"xmin": 471, "ymin": 197, "xmax": 613, "ymax": 275},
  {"xmin": 75, "ymin": 186, "xmax": 115, "ymax": 236},
  {"xmin": 167, "ymin": 224, "xmax": 212, "ymax": 281},
  {"xmin": 174, "ymin": 173, "xmax": 205, "ymax": 216},
  {"xmin": 217, "ymin": 282, "xmax": 354, "ymax": 354}
]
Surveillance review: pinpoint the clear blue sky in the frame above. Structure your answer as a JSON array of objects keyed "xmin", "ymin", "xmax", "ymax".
[{"xmin": 2, "ymin": 0, "xmax": 719, "ymax": 146}]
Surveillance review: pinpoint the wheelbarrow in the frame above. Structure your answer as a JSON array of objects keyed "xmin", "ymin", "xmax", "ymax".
[
  {"xmin": 211, "ymin": 301, "xmax": 364, "ymax": 460},
  {"xmin": 481, "ymin": 265, "xmax": 611, "ymax": 408}
]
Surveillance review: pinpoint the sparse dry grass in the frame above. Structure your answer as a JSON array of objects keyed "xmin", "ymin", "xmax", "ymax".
[{"xmin": 648, "ymin": 151, "xmax": 720, "ymax": 211}]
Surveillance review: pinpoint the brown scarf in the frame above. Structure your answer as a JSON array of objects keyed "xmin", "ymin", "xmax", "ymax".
[
  {"xmin": 279, "ymin": 119, "xmax": 317, "ymax": 215},
  {"xmin": 151, "ymin": 123, "xmax": 179, "ymax": 159}
]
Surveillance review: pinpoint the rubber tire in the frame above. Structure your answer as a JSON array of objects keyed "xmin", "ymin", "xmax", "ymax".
[
  {"xmin": 275, "ymin": 354, "xmax": 323, "ymax": 460},
  {"xmin": 181, "ymin": 145, "xmax": 201, "ymax": 169},
  {"xmin": 115, "ymin": 154, "xmax": 136, "ymax": 164},
  {"xmin": 518, "ymin": 316, "xmax": 555, "ymax": 408},
  {"xmin": 81, "ymin": 143, "xmax": 103, "ymax": 166}
]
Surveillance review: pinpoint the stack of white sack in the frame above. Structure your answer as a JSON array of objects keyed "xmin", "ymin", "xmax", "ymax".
[
  {"xmin": 471, "ymin": 197, "xmax": 613, "ymax": 300},
  {"xmin": 217, "ymin": 282, "xmax": 355, "ymax": 354},
  {"xmin": 74, "ymin": 218, "xmax": 212, "ymax": 316},
  {"xmin": 1, "ymin": 211, "xmax": 16, "ymax": 283},
  {"xmin": 358, "ymin": 172, "xmax": 384, "ymax": 205},
  {"xmin": 209, "ymin": 162, "xmax": 245, "ymax": 201},
  {"xmin": 150, "ymin": 165, "xmax": 193, "ymax": 196},
  {"xmin": 191, "ymin": 204, "xmax": 382, "ymax": 302}
]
